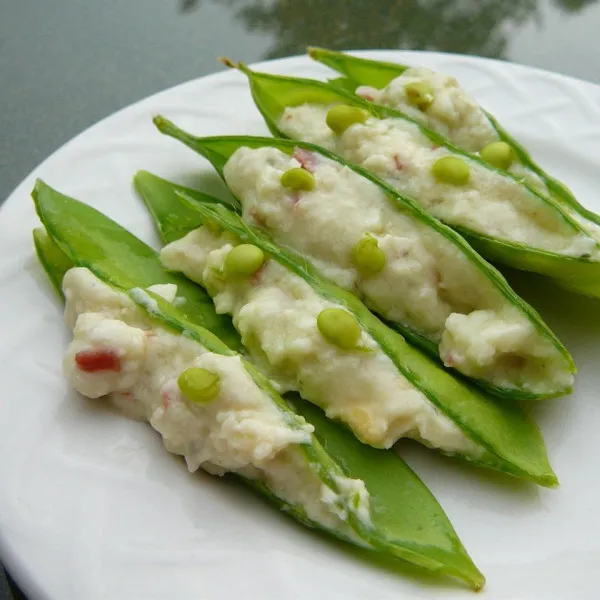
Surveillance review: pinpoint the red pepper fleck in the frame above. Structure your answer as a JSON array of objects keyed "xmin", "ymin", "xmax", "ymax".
[
  {"xmin": 393, "ymin": 154, "xmax": 404, "ymax": 171},
  {"xmin": 443, "ymin": 353, "xmax": 456, "ymax": 368},
  {"xmin": 75, "ymin": 349, "xmax": 121, "ymax": 373},
  {"xmin": 249, "ymin": 261, "xmax": 267, "ymax": 286},
  {"xmin": 356, "ymin": 87, "xmax": 376, "ymax": 102},
  {"xmin": 161, "ymin": 390, "xmax": 171, "ymax": 410},
  {"xmin": 292, "ymin": 148, "xmax": 317, "ymax": 173},
  {"xmin": 249, "ymin": 207, "xmax": 267, "ymax": 228},
  {"xmin": 431, "ymin": 145, "xmax": 439, "ymax": 151}
]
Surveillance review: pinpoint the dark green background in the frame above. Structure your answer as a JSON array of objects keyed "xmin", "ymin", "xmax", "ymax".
[
  {"xmin": 2, "ymin": 0, "xmax": 600, "ymax": 205},
  {"xmin": 1, "ymin": 0, "xmax": 599, "ymax": 597}
]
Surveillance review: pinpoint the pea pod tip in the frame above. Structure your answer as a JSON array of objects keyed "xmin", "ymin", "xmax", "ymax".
[
  {"xmin": 218, "ymin": 56, "xmax": 237, "ymax": 69},
  {"xmin": 219, "ymin": 57, "xmax": 250, "ymax": 75},
  {"xmin": 153, "ymin": 115, "xmax": 178, "ymax": 137}
]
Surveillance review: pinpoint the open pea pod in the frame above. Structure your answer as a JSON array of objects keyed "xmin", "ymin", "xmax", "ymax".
[
  {"xmin": 162, "ymin": 188, "xmax": 557, "ymax": 489},
  {"xmin": 152, "ymin": 118, "xmax": 575, "ymax": 402},
  {"xmin": 32, "ymin": 179, "xmax": 485, "ymax": 590},
  {"xmin": 33, "ymin": 180, "xmax": 243, "ymax": 353},
  {"xmin": 308, "ymin": 47, "xmax": 600, "ymax": 230},
  {"xmin": 226, "ymin": 62, "xmax": 600, "ymax": 298},
  {"xmin": 292, "ymin": 399, "xmax": 483, "ymax": 585},
  {"xmin": 137, "ymin": 171, "xmax": 557, "ymax": 474}
]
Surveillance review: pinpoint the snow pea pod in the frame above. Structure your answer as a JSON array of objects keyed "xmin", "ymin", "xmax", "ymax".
[
  {"xmin": 309, "ymin": 47, "xmax": 410, "ymax": 90},
  {"xmin": 228, "ymin": 62, "xmax": 600, "ymax": 299},
  {"xmin": 33, "ymin": 180, "xmax": 243, "ymax": 353},
  {"xmin": 134, "ymin": 171, "xmax": 232, "ymax": 244},
  {"xmin": 155, "ymin": 184, "xmax": 557, "ymax": 488},
  {"xmin": 33, "ymin": 227, "xmax": 73, "ymax": 300},
  {"xmin": 309, "ymin": 47, "xmax": 600, "ymax": 230},
  {"xmin": 152, "ymin": 118, "xmax": 574, "ymax": 402},
  {"xmin": 32, "ymin": 179, "xmax": 484, "ymax": 590}
]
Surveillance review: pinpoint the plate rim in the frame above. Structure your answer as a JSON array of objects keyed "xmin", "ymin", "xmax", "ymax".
[{"xmin": 2, "ymin": 49, "xmax": 600, "ymax": 600}]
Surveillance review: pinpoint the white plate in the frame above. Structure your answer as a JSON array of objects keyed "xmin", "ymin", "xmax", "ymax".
[{"xmin": 2, "ymin": 51, "xmax": 600, "ymax": 600}]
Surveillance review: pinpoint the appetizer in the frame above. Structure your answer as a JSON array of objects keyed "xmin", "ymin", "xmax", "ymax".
[
  {"xmin": 226, "ymin": 62, "xmax": 600, "ymax": 298},
  {"xmin": 153, "ymin": 118, "xmax": 575, "ymax": 402},
  {"xmin": 135, "ymin": 169, "xmax": 558, "ymax": 488},
  {"xmin": 308, "ymin": 47, "xmax": 600, "ymax": 236},
  {"xmin": 32, "ymin": 179, "xmax": 485, "ymax": 589}
]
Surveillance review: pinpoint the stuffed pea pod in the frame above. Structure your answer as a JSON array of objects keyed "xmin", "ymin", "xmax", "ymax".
[
  {"xmin": 152, "ymin": 118, "xmax": 574, "ymax": 402},
  {"xmin": 227, "ymin": 62, "xmax": 600, "ymax": 299},
  {"xmin": 32, "ymin": 179, "xmax": 485, "ymax": 590},
  {"xmin": 309, "ymin": 47, "xmax": 600, "ymax": 233},
  {"xmin": 135, "ymin": 170, "xmax": 557, "ymax": 487}
]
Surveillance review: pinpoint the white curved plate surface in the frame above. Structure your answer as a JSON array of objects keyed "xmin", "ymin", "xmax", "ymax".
[{"xmin": 1, "ymin": 51, "xmax": 600, "ymax": 600}]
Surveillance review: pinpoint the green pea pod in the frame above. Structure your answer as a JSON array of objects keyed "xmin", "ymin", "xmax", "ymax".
[
  {"xmin": 309, "ymin": 47, "xmax": 600, "ymax": 230},
  {"xmin": 227, "ymin": 61, "xmax": 600, "ymax": 299},
  {"xmin": 309, "ymin": 47, "xmax": 410, "ymax": 89},
  {"xmin": 152, "ymin": 117, "xmax": 575, "ymax": 402},
  {"xmin": 134, "ymin": 171, "xmax": 232, "ymax": 244},
  {"xmin": 33, "ymin": 227, "xmax": 73, "ymax": 300},
  {"xmin": 484, "ymin": 113, "xmax": 600, "ymax": 226},
  {"xmin": 136, "ymin": 171, "xmax": 558, "ymax": 478},
  {"xmin": 32, "ymin": 179, "xmax": 485, "ymax": 590},
  {"xmin": 33, "ymin": 180, "xmax": 243, "ymax": 353},
  {"xmin": 292, "ymin": 399, "xmax": 483, "ymax": 585},
  {"xmin": 164, "ymin": 189, "xmax": 557, "ymax": 488}
]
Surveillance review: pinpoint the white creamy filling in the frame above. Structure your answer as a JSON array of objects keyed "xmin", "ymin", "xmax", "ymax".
[
  {"xmin": 62, "ymin": 267, "xmax": 371, "ymax": 532},
  {"xmin": 440, "ymin": 309, "xmax": 573, "ymax": 394},
  {"xmin": 356, "ymin": 68, "xmax": 548, "ymax": 193},
  {"xmin": 357, "ymin": 67, "xmax": 498, "ymax": 152},
  {"xmin": 360, "ymin": 68, "xmax": 600, "ymax": 244},
  {"xmin": 161, "ymin": 228, "xmax": 483, "ymax": 457},
  {"xmin": 278, "ymin": 103, "xmax": 597, "ymax": 259},
  {"xmin": 222, "ymin": 146, "xmax": 573, "ymax": 394}
]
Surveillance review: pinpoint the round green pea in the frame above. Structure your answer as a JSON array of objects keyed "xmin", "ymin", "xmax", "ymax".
[
  {"xmin": 317, "ymin": 308, "xmax": 361, "ymax": 350},
  {"xmin": 224, "ymin": 244, "xmax": 265, "ymax": 278},
  {"xmin": 404, "ymin": 81, "xmax": 434, "ymax": 111},
  {"xmin": 326, "ymin": 105, "xmax": 368, "ymax": 135},
  {"xmin": 480, "ymin": 141, "xmax": 514, "ymax": 170},
  {"xmin": 280, "ymin": 168, "xmax": 315, "ymax": 191},
  {"xmin": 431, "ymin": 156, "xmax": 470, "ymax": 186},
  {"xmin": 178, "ymin": 368, "xmax": 221, "ymax": 404},
  {"xmin": 351, "ymin": 236, "xmax": 386, "ymax": 276}
]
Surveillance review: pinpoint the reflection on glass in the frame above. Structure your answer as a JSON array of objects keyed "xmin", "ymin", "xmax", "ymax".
[
  {"xmin": 180, "ymin": 0, "xmax": 201, "ymax": 13},
  {"xmin": 554, "ymin": 0, "xmax": 597, "ymax": 11},
  {"xmin": 180, "ymin": 0, "xmax": 597, "ymax": 59}
]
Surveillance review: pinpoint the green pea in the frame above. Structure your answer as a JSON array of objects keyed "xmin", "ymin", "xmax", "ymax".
[
  {"xmin": 281, "ymin": 168, "xmax": 315, "ymax": 191},
  {"xmin": 351, "ymin": 236, "xmax": 386, "ymax": 276},
  {"xmin": 431, "ymin": 156, "xmax": 470, "ymax": 186},
  {"xmin": 224, "ymin": 244, "xmax": 265, "ymax": 278},
  {"xmin": 178, "ymin": 367, "xmax": 221, "ymax": 404},
  {"xmin": 404, "ymin": 81, "xmax": 434, "ymax": 111},
  {"xmin": 317, "ymin": 308, "xmax": 361, "ymax": 350},
  {"xmin": 326, "ymin": 105, "xmax": 368, "ymax": 135},
  {"xmin": 480, "ymin": 141, "xmax": 514, "ymax": 170}
]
